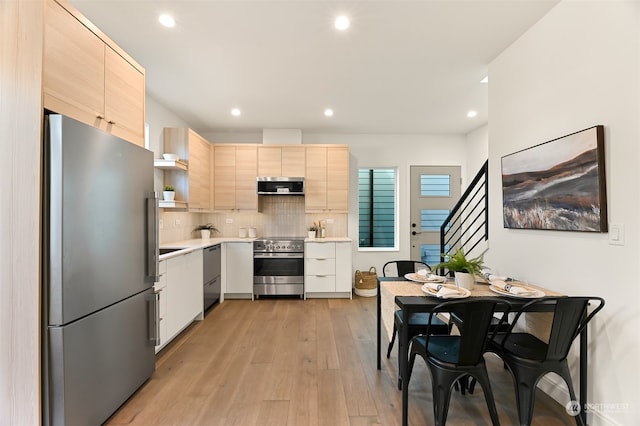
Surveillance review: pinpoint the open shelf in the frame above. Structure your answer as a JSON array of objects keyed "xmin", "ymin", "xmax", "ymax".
[{"xmin": 154, "ymin": 159, "xmax": 188, "ymax": 171}]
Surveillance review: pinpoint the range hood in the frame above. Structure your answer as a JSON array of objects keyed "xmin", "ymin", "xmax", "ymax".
[{"xmin": 257, "ymin": 177, "xmax": 304, "ymax": 195}]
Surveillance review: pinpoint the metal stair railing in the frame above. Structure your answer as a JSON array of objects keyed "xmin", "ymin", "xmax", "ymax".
[{"xmin": 439, "ymin": 160, "xmax": 489, "ymax": 266}]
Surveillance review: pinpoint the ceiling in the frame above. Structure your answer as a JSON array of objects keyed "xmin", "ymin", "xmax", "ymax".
[{"xmin": 70, "ymin": 0, "xmax": 559, "ymax": 136}]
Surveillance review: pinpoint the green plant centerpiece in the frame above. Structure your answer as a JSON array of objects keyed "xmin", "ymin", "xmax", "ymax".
[
  {"xmin": 433, "ymin": 248, "xmax": 484, "ymax": 290},
  {"xmin": 193, "ymin": 223, "xmax": 218, "ymax": 239},
  {"xmin": 308, "ymin": 225, "xmax": 318, "ymax": 238}
]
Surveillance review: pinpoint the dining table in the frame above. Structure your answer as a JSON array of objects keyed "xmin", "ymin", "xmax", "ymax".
[{"xmin": 376, "ymin": 276, "xmax": 590, "ymax": 425}]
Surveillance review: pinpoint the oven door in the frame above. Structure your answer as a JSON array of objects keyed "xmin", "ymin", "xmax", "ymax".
[
  {"xmin": 253, "ymin": 253, "xmax": 304, "ymax": 278},
  {"xmin": 253, "ymin": 253, "xmax": 304, "ymax": 296}
]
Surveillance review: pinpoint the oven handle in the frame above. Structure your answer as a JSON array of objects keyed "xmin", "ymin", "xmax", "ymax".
[{"xmin": 254, "ymin": 253, "xmax": 304, "ymax": 259}]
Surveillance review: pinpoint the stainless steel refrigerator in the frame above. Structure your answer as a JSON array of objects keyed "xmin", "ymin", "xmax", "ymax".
[{"xmin": 42, "ymin": 114, "xmax": 159, "ymax": 426}]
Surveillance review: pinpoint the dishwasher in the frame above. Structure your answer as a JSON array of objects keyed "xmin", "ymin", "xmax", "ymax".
[{"xmin": 203, "ymin": 244, "xmax": 221, "ymax": 311}]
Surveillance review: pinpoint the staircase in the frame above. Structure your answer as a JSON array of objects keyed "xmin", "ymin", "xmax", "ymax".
[{"xmin": 439, "ymin": 160, "xmax": 489, "ymax": 263}]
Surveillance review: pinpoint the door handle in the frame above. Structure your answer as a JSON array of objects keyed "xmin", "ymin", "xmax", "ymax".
[
  {"xmin": 146, "ymin": 292, "xmax": 160, "ymax": 345},
  {"xmin": 145, "ymin": 192, "xmax": 159, "ymax": 282},
  {"xmin": 412, "ymin": 231, "xmax": 421, "ymax": 235}
]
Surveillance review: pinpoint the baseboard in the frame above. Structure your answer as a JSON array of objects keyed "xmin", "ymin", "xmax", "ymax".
[{"xmin": 538, "ymin": 376, "xmax": 621, "ymax": 425}]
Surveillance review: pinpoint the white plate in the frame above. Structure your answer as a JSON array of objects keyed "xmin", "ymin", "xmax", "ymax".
[
  {"xmin": 404, "ymin": 273, "xmax": 446, "ymax": 283},
  {"xmin": 489, "ymin": 285, "xmax": 545, "ymax": 299},
  {"xmin": 421, "ymin": 284, "xmax": 470, "ymax": 299}
]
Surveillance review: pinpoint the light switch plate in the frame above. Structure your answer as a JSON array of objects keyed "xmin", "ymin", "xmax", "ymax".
[{"xmin": 609, "ymin": 223, "xmax": 625, "ymax": 246}]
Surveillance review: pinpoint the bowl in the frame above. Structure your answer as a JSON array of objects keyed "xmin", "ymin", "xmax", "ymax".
[{"xmin": 163, "ymin": 153, "xmax": 179, "ymax": 161}]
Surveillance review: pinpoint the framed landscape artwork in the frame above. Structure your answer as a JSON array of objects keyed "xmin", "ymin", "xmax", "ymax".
[{"xmin": 501, "ymin": 125, "xmax": 607, "ymax": 232}]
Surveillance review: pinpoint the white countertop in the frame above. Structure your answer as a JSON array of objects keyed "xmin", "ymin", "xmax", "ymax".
[
  {"xmin": 304, "ymin": 237, "xmax": 352, "ymax": 242},
  {"xmin": 160, "ymin": 237, "xmax": 256, "ymax": 260},
  {"xmin": 160, "ymin": 236, "xmax": 352, "ymax": 260}
]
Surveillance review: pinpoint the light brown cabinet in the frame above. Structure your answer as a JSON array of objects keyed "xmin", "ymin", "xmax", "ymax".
[
  {"xmin": 257, "ymin": 145, "xmax": 306, "ymax": 177},
  {"xmin": 213, "ymin": 145, "xmax": 258, "ymax": 211},
  {"xmin": 305, "ymin": 145, "xmax": 349, "ymax": 212},
  {"xmin": 163, "ymin": 128, "xmax": 212, "ymax": 211},
  {"xmin": 43, "ymin": 0, "xmax": 145, "ymax": 146}
]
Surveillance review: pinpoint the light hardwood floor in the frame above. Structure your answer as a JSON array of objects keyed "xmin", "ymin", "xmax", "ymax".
[{"xmin": 107, "ymin": 296, "xmax": 575, "ymax": 425}]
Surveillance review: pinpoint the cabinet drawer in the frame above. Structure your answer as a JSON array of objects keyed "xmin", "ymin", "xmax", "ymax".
[
  {"xmin": 305, "ymin": 258, "xmax": 335, "ymax": 276},
  {"xmin": 305, "ymin": 242, "xmax": 335, "ymax": 258},
  {"xmin": 305, "ymin": 275, "xmax": 336, "ymax": 292}
]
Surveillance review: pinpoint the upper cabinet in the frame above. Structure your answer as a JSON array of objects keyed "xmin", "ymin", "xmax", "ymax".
[
  {"xmin": 213, "ymin": 145, "xmax": 258, "ymax": 211},
  {"xmin": 162, "ymin": 128, "xmax": 212, "ymax": 211},
  {"xmin": 43, "ymin": 0, "xmax": 145, "ymax": 146},
  {"xmin": 305, "ymin": 145, "xmax": 349, "ymax": 212},
  {"xmin": 257, "ymin": 145, "xmax": 306, "ymax": 177}
]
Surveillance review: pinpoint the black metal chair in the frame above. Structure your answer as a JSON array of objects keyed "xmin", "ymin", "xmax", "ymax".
[
  {"xmin": 487, "ymin": 296, "xmax": 605, "ymax": 426},
  {"xmin": 382, "ymin": 260, "xmax": 430, "ymax": 278},
  {"xmin": 404, "ymin": 298, "xmax": 511, "ymax": 426},
  {"xmin": 383, "ymin": 260, "xmax": 450, "ymax": 390},
  {"xmin": 448, "ymin": 308, "xmax": 511, "ymax": 395}
]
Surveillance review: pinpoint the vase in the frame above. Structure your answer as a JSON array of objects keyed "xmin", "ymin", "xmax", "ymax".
[
  {"xmin": 455, "ymin": 272, "xmax": 476, "ymax": 290},
  {"xmin": 308, "ymin": 231, "xmax": 316, "ymax": 239},
  {"xmin": 200, "ymin": 229, "xmax": 211, "ymax": 239},
  {"xmin": 163, "ymin": 191, "xmax": 175, "ymax": 201}
]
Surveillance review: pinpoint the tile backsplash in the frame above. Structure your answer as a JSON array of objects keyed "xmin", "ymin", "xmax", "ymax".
[{"xmin": 159, "ymin": 196, "xmax": 347, "ymax": 243}]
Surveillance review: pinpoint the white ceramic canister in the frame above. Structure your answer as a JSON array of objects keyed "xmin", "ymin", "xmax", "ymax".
[
  {"xmin": 248, "ymin": 227, "xmax": 256, "ymax": 238},
  {"xmin": 239, "ymin": 228, "xmax": 247, "ymax": 238}
]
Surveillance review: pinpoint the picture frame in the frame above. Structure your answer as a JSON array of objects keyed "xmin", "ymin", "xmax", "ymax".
[{"xmin": 501, "ymin": 125, "xmax": 607, "ymax": 232}]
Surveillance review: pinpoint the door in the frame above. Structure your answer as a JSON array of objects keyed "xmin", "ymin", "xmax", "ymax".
[
  {"xmin": 46, "ymin": 289, "xmax": 156, "ymax": 426},
  {"xmin": 410, "ymin": 166, "xmax": 461, "ymax": 266}
]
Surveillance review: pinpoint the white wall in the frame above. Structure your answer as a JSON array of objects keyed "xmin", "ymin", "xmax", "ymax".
[
  {"xmin": 465, "ymin": 124, "xmax": 488, "ymax": 186},
  {"xmin": 487, "ymin": 2, "xmax": 639, "ymax": 424},
  {"xmin": 304, "ymin": 133, "xmax": 467, "ymax": 274}
]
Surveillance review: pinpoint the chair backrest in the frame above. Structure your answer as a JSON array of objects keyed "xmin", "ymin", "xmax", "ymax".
[
  {"xmin": 382, "ymin": 260, "xmax": 430, "ymax": 277},
  {"xmin": 502, "ymin": 296, "xmax": 605, "ymax": 362},
  {"xmin": 427, "ymin": 298, "xmax": 511, "ymax": 366}
]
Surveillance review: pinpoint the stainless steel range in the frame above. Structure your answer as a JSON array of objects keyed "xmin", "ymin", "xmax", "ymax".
[{"xmin": 253, "ymin": 237, "xmax": 304, "ymax": 298}]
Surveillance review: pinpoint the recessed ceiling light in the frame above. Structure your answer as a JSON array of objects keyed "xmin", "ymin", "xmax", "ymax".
[
  {"xmin": 335, "ymin": 16, "xmax": 350, "ymax": 31},
  {"xmin": 231, "ymin": 108, "xmax": 241, "ymax": 117},
  {"xmin": 480, "ymin": 76, "xmax": 489, "ymax": 83},
  {"xmin": 467, "ymin": 110, "xmax": 478, "ymax": 118},
  {"xmin": 158, "ymin": 14, "xmax": 175, "ymax": 28},
  {"xmin": 324, "ymin": 109, "xmax": 334, "ymax": 117}
]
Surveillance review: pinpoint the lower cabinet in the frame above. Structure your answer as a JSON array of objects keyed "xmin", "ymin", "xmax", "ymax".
[
  {"xmin": 223, "ymin": 241, "xmax": 253, "ymax": 299},
  {"xmin": 155, "ymin": 249, "xmax": 203, "ymax": 352},
  {"xmin": 305, "ymin": 241, "xmax": 352, "ymax": 298}
]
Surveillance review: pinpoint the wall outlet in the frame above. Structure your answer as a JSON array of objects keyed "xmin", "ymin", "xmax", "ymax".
[
  {"xmin": 326, "ymin": 218, "xmax": 335, "ymax": 224},
  {"xmin": 174, "ymin": 219, "xmax": 181, "ymax": 226},
  {"xmin": 159, "ymin": 219, "xmax": 163, "ymax": 229},
  {"xmin": 226, "ymin": 218, "xmax": 233, "ymax": 224}
]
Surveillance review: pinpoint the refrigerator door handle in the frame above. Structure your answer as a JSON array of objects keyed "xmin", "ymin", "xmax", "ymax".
[
  {"xmin": 147, "ymin": 292, "xmax": 160, "ymax": 345},
  {"xmin": 145, "ymin": 192, "xmax": 160, "ymax": 282}
]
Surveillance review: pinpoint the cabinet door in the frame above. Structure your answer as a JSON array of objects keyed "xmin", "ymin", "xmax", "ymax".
[
  {"xmin": 43, "ymin": 0, "xmax": 105, "ymax": 127},
  {"xmin": 187, "ymin": 130, "xmax": 212, "ymax": 210},
  {"xmin": 327, "ymin": 146, "xmax": 349, "ymax": 211},
  {"xmin": 164, "ymin": 255, "xmax": 187, "ymax": 339},
  {"xmin": 281, "ymin": 146, "xmax": 306, "ymax": 177},
  {"xmin": 104, "ymin": 46, "xmax": 145, "ymax": 146},
  {"xmin": 225, "ymin": 242, "xmax": 253, "ymax": 295},
  {"xmin": 213, "ymin": 145, "xmax": 236, "ymax": 210},
  {"xmin": 235, "ymin": 145, "xmax": 258, "ymax": 210},
  {"xmin": 335, "ymin": 242, "xmax": 353, "ymax": 293},
  {"xmin": 257, "ymin": 146, "xmax": 281, "ymax": 176},
  {"xmin": 165, "ymin": 251, "xmax": 202, "ymax": 340},
  {"xmin": 305, "ymin": 146, "xmax": 328, "ymax": 211}
]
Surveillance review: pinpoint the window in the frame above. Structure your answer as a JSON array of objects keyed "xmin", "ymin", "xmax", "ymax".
[{"xmin": 358, "ymin": 168, "xmax": 397, "ymax": 249}]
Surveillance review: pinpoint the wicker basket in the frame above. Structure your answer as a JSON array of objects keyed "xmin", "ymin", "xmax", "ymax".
[{"xmin": 354, "ymin": 267, "xmax": 378, "ymax": 297}]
